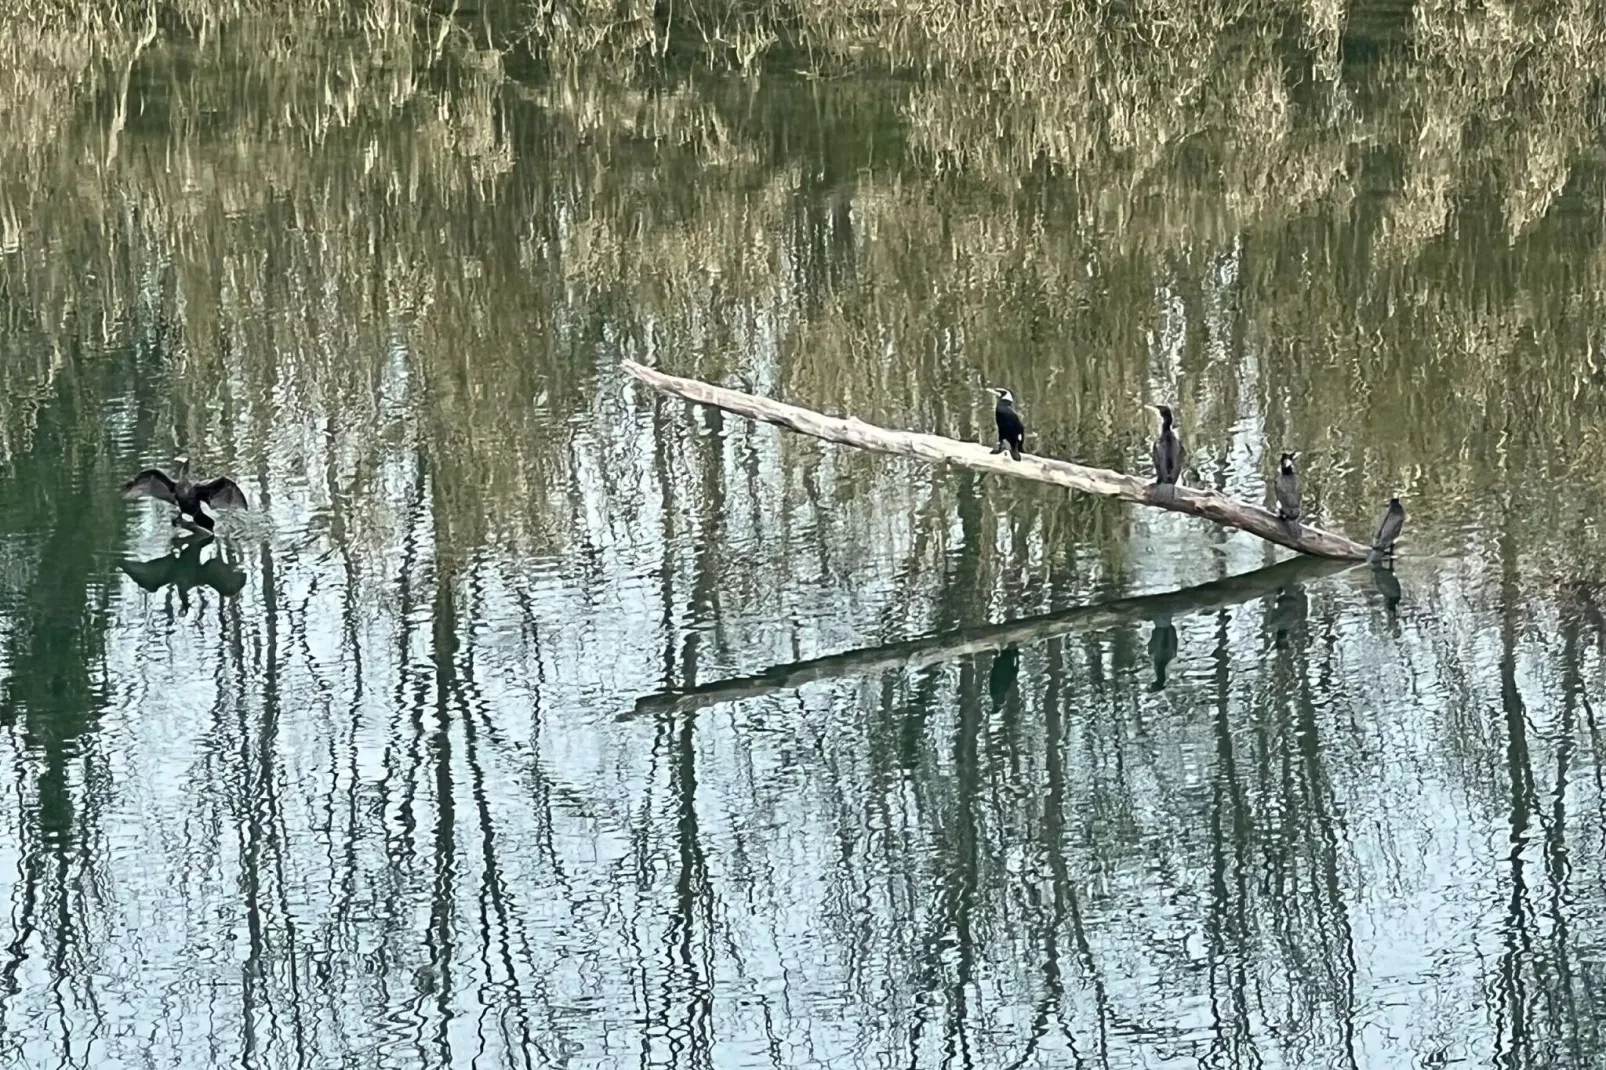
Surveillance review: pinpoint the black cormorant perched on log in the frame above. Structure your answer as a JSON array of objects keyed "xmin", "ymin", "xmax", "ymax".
[
  {"xmin": 1151, "ymin": 405, "xmax": 1183, "ymax": 495},
  {"xmin": 1275, "ymin": 452, "xmax": 1302, "ymax": 538},
  {"xmin": 122, "ymin": 456, "xmax": 248, "ymax": 533},
  {"xmin": 1369, "ymin": 496, "xmax": 1405, "ymax": 564},
  {"xmin": 987, "ymin": 387, "xmax": 1024, "ymax": 461}
]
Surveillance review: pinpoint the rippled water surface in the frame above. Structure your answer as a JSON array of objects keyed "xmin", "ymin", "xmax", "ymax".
[{"xmin": 3, "ymin": 6, "xmax": 1606, "ymax": 1068}]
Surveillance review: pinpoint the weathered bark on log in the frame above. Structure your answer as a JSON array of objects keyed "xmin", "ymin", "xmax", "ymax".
[
  {"xmin": 623, "ymin": 361, "xmax": 1373, "ymax": 561},
  {"xmin": 630, "ymin": 555, "xmax": 1354, "ymax": 717}
]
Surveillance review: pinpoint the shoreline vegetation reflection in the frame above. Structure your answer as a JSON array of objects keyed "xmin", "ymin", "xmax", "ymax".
[{"xmin": 3, "ymin": 0, "xmax": 1605, "ymax": 567}]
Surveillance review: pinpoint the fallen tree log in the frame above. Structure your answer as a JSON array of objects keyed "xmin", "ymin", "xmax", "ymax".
[
  {"xmin": 630, "ymin": 554, "xmax": 1354, "ymax": 717},
  {"xmin": 623, "ymin": 361, "xmax": 1374, "ymax": 561}
]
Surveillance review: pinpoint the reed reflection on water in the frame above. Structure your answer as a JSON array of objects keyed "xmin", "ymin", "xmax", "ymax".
[{"xmin": 0, "ymin": 5, "xmax": 1605, "ymax": 1068}]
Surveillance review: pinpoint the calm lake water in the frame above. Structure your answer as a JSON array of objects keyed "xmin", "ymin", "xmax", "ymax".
[{"xmin": 2, "ymin": 8, "xmax": 1606, "ymax": 1069}]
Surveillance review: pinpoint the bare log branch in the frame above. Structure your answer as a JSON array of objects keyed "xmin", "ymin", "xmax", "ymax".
[{"xmin": 623, "ymin": 361, "xmax": 1373, "ymax": 561}]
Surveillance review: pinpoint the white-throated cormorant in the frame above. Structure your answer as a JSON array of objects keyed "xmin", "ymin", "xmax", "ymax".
[
  {"xmin": 1151, "ymin": 404, "xmax": 1183, "ymax": 495},
  {"xmin": 122, "ymin": 456, "xmax": 248, "ymax": 533},
  {"xmin": 1275, "ymin": 451, "xmax": 1302, "ymax": 538},
  {"xmin": 987, "ymin": 387, "xmax": 1025, "ymax": 461}
]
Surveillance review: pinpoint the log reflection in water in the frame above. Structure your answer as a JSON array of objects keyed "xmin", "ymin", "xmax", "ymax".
[{"xmin": 632, "ymin": 555, "xmax": 1359, "ymax": 717}]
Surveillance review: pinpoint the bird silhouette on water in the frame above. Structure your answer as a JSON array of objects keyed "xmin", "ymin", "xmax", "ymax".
[
  {"xmin": 988, "ymin": 644, "xmax": 1021, "ymax": 711},
  {"xmin": 1151, "ymin": 405, "xmax": 1183, "ymax": 497},
  {"xmin": 119, "ymin": 533, "xmax": 246, "ymax": 599},
  {"xmin": 122, "ymin": 456, "xmax": 248, "ymax": 534},
  {"xmin": 1369, "ymin": 496, "xmax": 1405, "ymax": 565},
  {"xmin": 1371, "ymin": 565, "xmax": 1403, "ymax": 634},
  {"xmin": 1275, "ymin": 452, "xmax": 1302, "ymax": 539},
  {"xmin": 1268, "ymin": 584, "xmax": 1309, "ymax": 649},
  {"xmin": 987, "ymin": 388, "xmax": 1025, "ymax": 461},
  {"xmin": 1147, "ymin": 616, "xmax": 1178, "ymax": 691}
]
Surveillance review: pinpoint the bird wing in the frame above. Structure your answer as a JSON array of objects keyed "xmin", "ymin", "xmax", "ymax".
[
  {"xmin": 122, "ymin": 469, "xmax": 178, "ymax": 505},
  {"xmin": 1374, "ymin": 507, "xmax": 1402, "ymax": 546},
  {"xmin": 197, "ymin": 476, "xmax": 249, "ymax": 510},
  {"xmin": 199, "ymin": 559, "xmax": 248, "ymax": 598},
  {"xmin": 1277, "ymin": 474, "xmax": 1301, "ymax": 512},
  {"xmin": 118, "ymin": 555, "xmax": 179, "ymax": 592}
]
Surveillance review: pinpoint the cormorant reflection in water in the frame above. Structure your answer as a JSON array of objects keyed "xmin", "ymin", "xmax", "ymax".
[{"xmin": 119, "ymin": 533, "xmax": 246, "ymax": 600}]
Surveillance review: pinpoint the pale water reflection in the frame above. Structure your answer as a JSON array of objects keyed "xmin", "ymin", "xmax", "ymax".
[{"xmin": 0, "ymin": 4, "xmax": 1605, "ymax": 1069}]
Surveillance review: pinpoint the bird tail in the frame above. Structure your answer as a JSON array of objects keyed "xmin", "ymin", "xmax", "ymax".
[
  {"xmin": 1368, "ymin": 547, "xmax": 1384, "ymax": 565},
  {"xmin": 1009, "ymin": 442, "xmax": 1022, "ymax": 461},
  {"xmin": 1284, "ymin": 518, "xmax": 1302, "ymax": 540}
]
